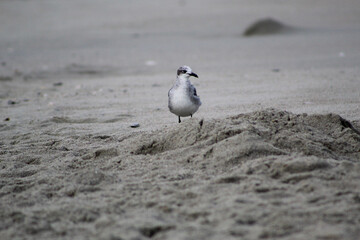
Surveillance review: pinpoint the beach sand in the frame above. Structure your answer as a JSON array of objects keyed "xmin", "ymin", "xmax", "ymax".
[{"xmin": 1, "ymin": 0, "xmax": 360, "ymax": 239}]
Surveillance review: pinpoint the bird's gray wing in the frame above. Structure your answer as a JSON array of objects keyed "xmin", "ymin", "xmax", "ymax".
[
  {"xmin": 189, "ymin": 84, "xmax": 199, "ymax": 97},
  {"xmin": 189, "ymin": 84, "xmax": 201, "ymax": 106},
  {"xmin": 193, "ymin": 87, "xmax": 198, "ymax": 96}
]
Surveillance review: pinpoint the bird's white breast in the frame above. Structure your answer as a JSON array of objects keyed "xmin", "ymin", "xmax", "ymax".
[{"xmin": 170, "ymin": 86, "xmax": 199, "ymax": 117}]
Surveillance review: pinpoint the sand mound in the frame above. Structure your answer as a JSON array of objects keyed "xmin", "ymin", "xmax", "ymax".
[
  {"xmin": 133, "ymin": 109, "xmax": 359, "ymax": 161},
  {"xmin": 243, "ymin": 18, "xmax": 294, "ymax": 36}
]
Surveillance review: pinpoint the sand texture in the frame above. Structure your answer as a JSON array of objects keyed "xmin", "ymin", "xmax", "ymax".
[
  {"xmin": 1, "ymin": 108, "xmax": 360, "ymax": 240},
  {"xmin": 1, "ymin": 0, "xmax": 360, "ymax": 239}
]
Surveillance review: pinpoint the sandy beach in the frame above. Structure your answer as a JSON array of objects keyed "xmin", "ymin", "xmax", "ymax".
[{"xmin": 1, "ymin": 0, "xmax": 360, "ymax": 239}]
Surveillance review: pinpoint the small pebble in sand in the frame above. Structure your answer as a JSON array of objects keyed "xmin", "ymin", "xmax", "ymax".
[
  {"xmin": 130, "ymin": 123, "xmax": 140, "ymax": 128},
  {"xmin": 4, "ymin": 117, "xmax": 10, "ymax": 121},
  {"xmin": 7, "ymin": 100, "xmax": 17, "ymax": 105},
  {"xmin": 53, "ymin": 82, "xmax": 63, "ymax": 86}
]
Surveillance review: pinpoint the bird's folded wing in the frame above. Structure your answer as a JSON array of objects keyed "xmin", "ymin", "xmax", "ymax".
[{"xmin": 190, "ymin": 85, "xmax": 198, "ymax": 97}]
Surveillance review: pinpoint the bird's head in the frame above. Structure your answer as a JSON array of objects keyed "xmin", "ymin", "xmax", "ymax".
[{"xmin": 177, "ymin": 66, "xmax": 198, "ymax": 78}]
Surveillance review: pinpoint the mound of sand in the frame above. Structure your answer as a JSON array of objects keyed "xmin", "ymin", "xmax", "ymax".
[
  {"xmin": 243, "ymin": 18, "xmax": 294, "ymax": 36},
  {"xmin": 133, "ymin": 109, "xmax": 359, "ymax": 160}
]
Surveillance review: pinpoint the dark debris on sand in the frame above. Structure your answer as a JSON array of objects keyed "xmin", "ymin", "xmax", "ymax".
[{"xmin": 243, "ymin": 18, "xmax": 294, "ymax": 36}]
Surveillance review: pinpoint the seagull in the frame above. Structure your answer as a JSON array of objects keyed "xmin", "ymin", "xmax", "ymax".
[{"xmin": 168, "ymin": 66, "xmax": 201, "ymax": 123}]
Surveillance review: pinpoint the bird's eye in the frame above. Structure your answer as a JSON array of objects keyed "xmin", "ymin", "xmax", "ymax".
[{"xmin": 182, "ymin": 70, "xmax": 187, "ymax": 74}]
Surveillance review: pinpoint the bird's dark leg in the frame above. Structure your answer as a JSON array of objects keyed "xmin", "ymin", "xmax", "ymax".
[
  {"xmin": 191, "ymin": 114, "xmax": 192, "ymax": 118},
  {"xmin": 178, "ymin": 116, "xmax": 181, "ymax": 123}
]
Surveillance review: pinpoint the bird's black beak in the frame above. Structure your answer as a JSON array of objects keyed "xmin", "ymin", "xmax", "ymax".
[{"xmin": 189, "ymin": 72, "xmax": 198, "ymax": 78}]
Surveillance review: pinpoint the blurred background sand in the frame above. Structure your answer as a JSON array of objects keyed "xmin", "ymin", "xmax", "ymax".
[{"xmin": 1, "ymin": 0, "xmax": 360, "ymax": 128}]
